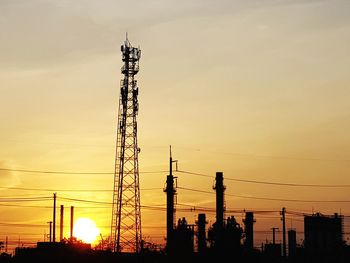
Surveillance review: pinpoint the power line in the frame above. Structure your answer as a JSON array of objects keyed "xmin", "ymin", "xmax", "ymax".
[
  {"xmin": 3, "ymin": 141, "xmax": 350, "ymax": 162},
  {"xmin": 176, "ymin": 170, "xmax": 350, "ymax": 188},
  {"xmin": 0, "ymin": 186, "xmax": 162, "ymax": 192},
  {"xmin": 58, "ymin": 197, "xmax": 111, "ymax": 205},
  {"xmin": 177, "ymin": 186, "xmax": 350, "ymax": 203},
  {"xmin": 0, "ymin": 197, "xmax": 52, "ymax": 202},
  {"xmin": 0, "ymin": 232, "xmax": 43, "ymax": 236},
  {"xmin": 55, "ymin": 197, "xmax": 221, "ymax": 213},
  {"xmin": 0, "ymin": 203, "xmax": 109, "ymax": 209},
  {"xmin": 207, "ymin": 150, "xmax": 350, "ymax": 162},
  {"xmin": 0, "ymin": 193, "xmax": 52, "ymax": 198},
  {"xmin": 0, "ymin": 168, "xmax": 167, "ymax": 175},
  {"xmin": 130, "ymin": 146, "xmax": 350, "ymax": 162},
  {"xmin": 0, "ymin": 222, "xmax": 47, "ymax": 227},
  {"xmin": 2, "ymin": 167, "xmax": 349, "ymax": 188},
  {"xmin": 60, "ymin": 191, "xmax": 350, "ymax": 205},
  {"xmin": 2, "ymin": 200, "xmax": 348, "ymax": 219}
]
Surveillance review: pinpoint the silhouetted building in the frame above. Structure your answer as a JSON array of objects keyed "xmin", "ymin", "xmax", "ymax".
[
  {"xmin": 304, "ymin": 213, "xmax": 343, "ymax": 256},
  {"xmin": 264, "ymin": 243, "xmax": 281, "ymax": 258},
  {"xmin": 13, "ymin": 241, "xmax": 165, "ymax": 263},
  {"xmin": 208, "ymin": 172, "xmax": 243, "ymax": 257},
  {"xmin": 208, "ymin": 216, "xmax": 243, "ymax": 255},
  {"xmin": 173, "ymin": 217, "xmax": 194, "ymax": 256},
  {"xmin": 15, "ymin": 242, "xmax": 92, "ymax": 263},
  {"xmin": 225, "ymin": 216, "xmax": 243, "ymax": 251}
]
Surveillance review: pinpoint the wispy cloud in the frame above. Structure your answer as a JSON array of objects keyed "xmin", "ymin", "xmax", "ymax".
[{"xmin": 0, "ymin": 161, "xmax": 21, "ymax": 189}]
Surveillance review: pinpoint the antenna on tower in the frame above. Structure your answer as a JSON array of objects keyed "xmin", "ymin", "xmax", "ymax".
[{"xmin": 111, "ymin": 37, "xmax": 142, "ymax": 253}]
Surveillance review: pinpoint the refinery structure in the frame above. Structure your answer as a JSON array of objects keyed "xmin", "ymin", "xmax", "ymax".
[{"xmin": 1, "ymin": 38, "xmax": 350, "ymax": 263}]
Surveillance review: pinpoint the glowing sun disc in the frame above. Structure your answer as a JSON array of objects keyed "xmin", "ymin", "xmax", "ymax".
[{"xmin": 73, "ymin": 218, "xmax": 100, "ymax": 244}]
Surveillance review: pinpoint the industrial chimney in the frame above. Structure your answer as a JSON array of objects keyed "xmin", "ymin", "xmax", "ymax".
[
  {"xmin": 288, "ymin": 229, "xmax": 297, "ymax": 258},
  {"xmin": 213, "ymin": 172, "xmax": 225, "ymax": 229},
  {"xmin": 244, "ymin": 212, "xmax": 255, "ymax": 251},
  {"xmin": 197, "ymin": 213, "xmax": 207, "ymax": 254}
]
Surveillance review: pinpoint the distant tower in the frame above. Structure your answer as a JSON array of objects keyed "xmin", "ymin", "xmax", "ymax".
[
  {"xmin": 288, "ymin": 229, "xmax": 297, "ymax": 258},
  {"xmin": 164, "ymin": 146, "xmax": 177, "ymax": 254},
  {"xmin": 197, "ymin": 213, "xmax": 207, "ymax": 254},
  {"xmin": 214, "ymin": 172, "xmax": 225, "ymax": 229},
  {"xmin": 243, "ymin": 212, "xmax": 255, "ymax": 251},
  {"xmin": 111, "ymin": 37, "xmax": 142, "ymax": 253}
]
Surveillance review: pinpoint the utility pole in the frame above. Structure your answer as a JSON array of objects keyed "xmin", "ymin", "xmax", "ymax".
[
  {"xmin": 271, "ymin": 227, "xmax": 279, "ymax": 245},
  {"xmin": 53, "ymin": 193, "xmax": 56, "ymax": 242},
  {"xmin": 70, "ymin": 206, "xmax": 74, "ymax": 240},
  {"xmin": 5, "ymin": 236, "xmax": 8, "ymax": 253},
  {"xmin": 60, "ymin": 205, "xmax": 64, "ymax": 241},
  {"xmin": 281, "ymin": 207, "xmax": 286, "ymax": 257}
]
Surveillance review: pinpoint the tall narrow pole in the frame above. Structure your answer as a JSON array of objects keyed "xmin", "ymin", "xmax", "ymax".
[
  {"xmin": 281, "ymin": 207, "xmax": 286, "ymax": 257},
  {"xmin": 5, "ymin": 236, "xmax": 8, "ymax": 253},
  {"xmin": 53, "ymin": 193, "xmax": 56, "ymax": 242},
  {"xmin": 70, "ymin": 206, "xmax": 74, "ymax": 240},
  {"xmin": 165, "ymin": 146, "xmax": 177, "ymax": 254},
  {"xmin": 60, "ymin": 205, "xmax": 64, "ymax": 241}
]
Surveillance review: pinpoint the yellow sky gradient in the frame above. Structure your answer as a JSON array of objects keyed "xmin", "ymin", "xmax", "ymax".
[{"xmin": 0, "ymin": 0, "xmax": 350, "ymax": 250}]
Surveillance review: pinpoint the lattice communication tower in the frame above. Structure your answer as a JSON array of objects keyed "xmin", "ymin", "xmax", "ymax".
[{"xmin": 111, "ymin": 37, "xmax": 142, "ymax": 253}]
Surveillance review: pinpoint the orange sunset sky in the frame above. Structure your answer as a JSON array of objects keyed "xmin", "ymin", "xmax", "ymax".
[{"xmin": 0, "ymin": 0, "xmax": 350, "ymax": 250}]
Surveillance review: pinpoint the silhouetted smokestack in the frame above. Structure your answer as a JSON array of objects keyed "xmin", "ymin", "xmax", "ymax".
[
  {"xmin": 70, "ymin": 206, "xmax": 74, "ymax": 240},
  {"xmin": 165, "ymin": 147, "xmax": 177, "ymax": 254},
  {"xmin": 53, "ymin": 193, "xmax": 56, "ymax": 242},
  {"xmin": 282, "ymin": 207, "xmax": 286, "ymax": 257},
  {"xmin": 288, "ymin": 229, "xmax": 296, "ymax": 258},
  {"xmin": 213, "ymin": 172, "xmax": 225, "ymax": 228},
  {"xmin": 60, "ymin": 205, "xmax": 64, "ymax": 241},
  {"xmin": 197, "ymin": 213, "xmax": 207, "ymax": 254},
  {"xmin": 244, "ymin": 212, "xmax": 255, "ymax": 251},
  {"xmin": 166, "ymin": 174, "xmax": 175, "ymax": 243}
]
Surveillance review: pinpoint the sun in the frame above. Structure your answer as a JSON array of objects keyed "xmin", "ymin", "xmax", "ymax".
[{"xmin": 73, "ymin": 218, "xmax": 100, "ymax": 244}]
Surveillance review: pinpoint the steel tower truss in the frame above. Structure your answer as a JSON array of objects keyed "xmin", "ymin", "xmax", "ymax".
[{"xmin": 111, "ymin": 38, "xmax": 142, "ymax": 253}]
